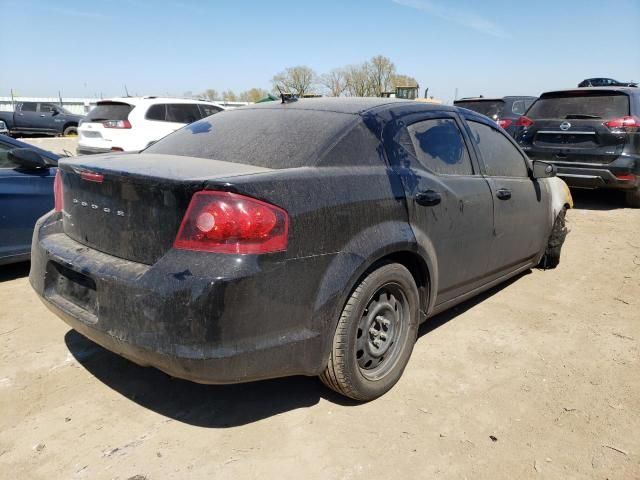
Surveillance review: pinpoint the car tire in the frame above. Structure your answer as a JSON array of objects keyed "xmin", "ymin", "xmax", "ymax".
[
  {"xmin": 625, "ymin": 188, "xmax": 640, "ymax": 208},
  {"xmin": 539, "ymin": 207, "xmax": 568, "ymax": 269},
  {"xmin": 320, "ymin": 263, "xmax": 420, "ymax": 401},
  {"xmin": 63, "ymin": 126, "xmax": 78, "ymax": 136}
]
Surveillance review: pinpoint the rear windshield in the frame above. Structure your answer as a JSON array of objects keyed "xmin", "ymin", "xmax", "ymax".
[
  {"xmin": 85, "ymin": 102, "xmax": 134, "ymax": 122},
  {"xmin": 527, "ymin": 92, "xmax": 629, "ymax": 120},
  {"xmin": 145, "ymin": 108, "xmax": 358, "ymax": 169},
  {"xmin": 454, "ymin": 100, "xmax": 504, "ymax": 119}
]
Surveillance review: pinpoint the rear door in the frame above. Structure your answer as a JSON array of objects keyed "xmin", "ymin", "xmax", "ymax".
[
  {"xmin": 0, "ymin": 143, "xmax": 55, "ymax": 260},
  {"xmin": 387, "ymin": 111, "xmax": 495, "ymax": 304},
  {"xmin": 14, "ymin": 102, "xmax": 40, "ymax": 130},
  {"xmin": 465, "ymin": 118, "xmax": 547, "ymax": 274},
  {"xmin": 518, "ymin": 90, "xmax": 631, "ymax": 165}
]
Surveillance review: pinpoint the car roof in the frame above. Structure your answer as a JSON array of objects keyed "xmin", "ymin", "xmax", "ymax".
[
  {"xmin": 540, "ymin": 87, "xmax": 639, "ymax": 97},
  {"xmin": 98, "ymin": 97, "xmax": 221, "ymax": 106},
  {"xmin": 455, "ymin": 96, "xmax": 537, "ymax": 102},
  {"xmin": 239, "ymin": 97, "xmax": 455, "ymax": 115},
  {"xmin": 0, "ymin": 134, "xmax": 60, "ymax": 161}
]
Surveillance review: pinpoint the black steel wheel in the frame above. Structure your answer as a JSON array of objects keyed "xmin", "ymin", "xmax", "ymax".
[{"xmin": 320, "ymin": 263, "xmax": 420, "ymax": 401}]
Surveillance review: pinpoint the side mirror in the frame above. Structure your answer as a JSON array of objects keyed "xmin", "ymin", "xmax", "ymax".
[
  {"xmin": 532, "ymin": 160, "xmax": 556, "ymax": 179},
  {"xmin": 8, "ymin": 148, "xmax": 55, "ymax": 170},
  {"xmin": 51, "ymin": 108, "xmax": 60, "ymax": 115}
]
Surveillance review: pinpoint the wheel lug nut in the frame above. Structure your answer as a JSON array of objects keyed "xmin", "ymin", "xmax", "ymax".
[
  {"xmin": 380, "ymin": 318, "xmax": 391, "ymax": 327},
  {"xmin": 380, "ymin": 332, "xmax": 387, "ymax": 340}
]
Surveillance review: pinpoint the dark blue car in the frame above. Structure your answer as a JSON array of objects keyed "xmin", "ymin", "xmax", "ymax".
[{"xmin": 0, "ymin": 135, "xmax": 60, "ymax": 265}]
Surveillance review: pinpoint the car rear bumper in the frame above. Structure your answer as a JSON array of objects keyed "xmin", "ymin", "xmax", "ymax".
[
  {"xmin": 29, "ymin": 212, "xmax": 331, "ymax": 384},
  {"xmin": 545, "ymin": 155, "xmax": 639, "ymax": 191}
]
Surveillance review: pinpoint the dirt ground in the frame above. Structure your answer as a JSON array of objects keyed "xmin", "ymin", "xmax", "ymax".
[
  {"xmin": 0, "ymin": 189, "xmax": 638, "ymax": 480},
  {"xmin": 20, "ymin": 136, "xmax": 78, "ymax": 156}
]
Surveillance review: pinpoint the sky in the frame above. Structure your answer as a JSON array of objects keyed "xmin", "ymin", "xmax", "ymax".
[{"xmin": 2, "ymin": 0, "xmax": 639, "ymax": 104}]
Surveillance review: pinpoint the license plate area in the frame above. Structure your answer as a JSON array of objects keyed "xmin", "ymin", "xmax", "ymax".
[{"xmin": 45, "ymin": 261, "xmax": 97, "ymax": 317}]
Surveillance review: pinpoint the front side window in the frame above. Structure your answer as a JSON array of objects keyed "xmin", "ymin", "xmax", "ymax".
[
  {"xmin": 21, "ymin": 103, "xmax": 37, "ymax": 112},
  {"xmin": 0, "ymin": 143, "xmax": 16, "ymax": 168},
  {"xmin": 39, "ymin": 104, "xmax": 57, "ymax": 113},
  {"xmin": 407, "ymin": 118, "xmax": 473, "ymax": 175},
  {"xmin": 467, "ymin": 121, "xmax": 528, "ymax": 177}
]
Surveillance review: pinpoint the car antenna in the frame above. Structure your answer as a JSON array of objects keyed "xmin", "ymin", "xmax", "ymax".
[{"xmin": 277, "ymin": 85, "xmax": 298, "ymax": 104}]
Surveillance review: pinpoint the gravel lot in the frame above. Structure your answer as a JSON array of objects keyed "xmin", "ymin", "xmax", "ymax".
[
  {"xmin": 20, "ymin": 136, "xmax": 78, "ymax": 156},
  {"xmin": 0, "ymin": 189, "xmax": 638, "ymax": 479}
]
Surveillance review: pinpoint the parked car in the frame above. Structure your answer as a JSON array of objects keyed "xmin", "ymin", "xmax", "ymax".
[
  {"xmin": 0, "ymin": 134, "xmax": 60, "ymax": 265},
  {"xmin": 30, "ymin": 98, "xmax": 572, "ymax": 401},
  {"xmin": 77, "ymin": 97, "xmax": 227, "ymax": 155},
  {"xmin": 515, "ymin": 87, "xmax": 640, "ymax": 207},
  {"xmin": 0, "ymin": 102, "xmax": 84, "ymax": 137},
  {"xmin": 578, "ymin": 78, "xmax": 637, "ymax": 88},
  {"xmin": 0, "ymin": 120, "xmax": 8, "ymax": 135},
  {"xmin": 454, "ymin": 96, "xmax": 537, "ymax": 136}
]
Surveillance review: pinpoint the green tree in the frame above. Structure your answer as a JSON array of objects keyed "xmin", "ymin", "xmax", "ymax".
[
  {"xmin": 222, "ymin": 90, "xmax": 237, "ymax": 102},
  {"xmin": 202, "ymin": 89, "xmax": 219, "ymax": 101}
]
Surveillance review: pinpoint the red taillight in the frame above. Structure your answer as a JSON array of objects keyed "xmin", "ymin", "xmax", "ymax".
[
  {"xmin": 515, "ymin": 116, "xmax": 534, "ymax": 127},
  {"xmin": 110, "ymin": 147, "xmax": 124, "ymax": 152},
  {"xmin": 102, "ymin": 119, "xmax": 132, "ymax": 129},
  {"xmin": 615, "ymin": 173, "xmax": 636, "ymax": 182},
  {"xmin": 174, "ymin": 191, "xmax": 289, "ymax": 254},
  {"xmin": 603, "ymin": 116, "xmax": 640, "ymax": 130},
  {"xmin": 498, "ymin": 119, "xmax": 513, "ymax": 129},
  {"xmin": 54, "ymin": 170, "xmax": 63, "ymax": 212},
  {"xmin": 80, "ymin": 171, "xmax": 104, "ymax": 183}
]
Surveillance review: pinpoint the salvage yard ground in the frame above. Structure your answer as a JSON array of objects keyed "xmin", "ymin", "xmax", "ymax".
[{"xmin": 0, "ymin": 143, "xmax": 638, "ymax": 478}]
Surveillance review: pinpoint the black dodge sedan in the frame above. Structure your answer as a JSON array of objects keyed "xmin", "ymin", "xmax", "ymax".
[{"xmin": 30, "ymin": 98, "xmax": 572, "ymax": 400}]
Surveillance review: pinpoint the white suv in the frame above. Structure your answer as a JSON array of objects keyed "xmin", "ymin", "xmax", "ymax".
[{"xmin": 77, "ymin": 97, "xmax": 226, "ymax": 155}]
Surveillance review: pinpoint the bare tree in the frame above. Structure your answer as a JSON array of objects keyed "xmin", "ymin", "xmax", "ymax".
[
  {"xmin": 222, "ymin": 90, "xmax": 237, "ymax": 102},
  {"xmin": 239, "ymin": 88, "xmax": 270, "ymax": 103},
  {"xmin": 202, "ymin": 89, "xmax": 219, "ymax": 101},
  {"xmin": 344, "ymin": 63, "xmax": 374, "ymax": 97},
  {"xmin": 391, "ymin": 74, "xmax": 418, "ymax": 88},
  {"xmin": 369, "ymin": 55, "xmax": 396, "ymax": 96},
  {"xmin": 320, "ymin": 68, "xmax": 347, "ymax": 97},
  {"xmin": 272, "ymin": 66, "xmax": 317, "ymax": 96}
]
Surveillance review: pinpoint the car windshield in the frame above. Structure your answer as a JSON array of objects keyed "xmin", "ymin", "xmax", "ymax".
[
  {"xmin": 527, "ymin": 92, "xmax": 629, "ymax": 119},
  {"xmin": 145, "ymin": 108, "xmax": 358, "ymax": 169},
  {"xmin": 454, "ymin": 100, "xmax": 505, "ymax": 120},
  {"xmin": 85, "ymin": 102, "xmax": 134, "ymax": 122}
]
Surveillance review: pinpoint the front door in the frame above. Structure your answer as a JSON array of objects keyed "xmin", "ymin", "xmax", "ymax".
[
  {"xmin": 386, "ymin": 111, "xmax": 495, "ymax": 305},
  {"xmin": 465, "ymin": 119, "xmax": 547, "ymax": 275},
  {"xmin": 0, "ymin": 145, "xmax": 55, "ymax": 260}
]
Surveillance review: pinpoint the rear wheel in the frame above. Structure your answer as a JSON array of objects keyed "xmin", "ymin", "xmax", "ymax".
[
  {"xmin": 539, "ymin": 207, "xmax": 568, "ymax": 269},
  {"xmin": 320, "ymin": 263, "xmax": 420, "ymax": 401},
  {"xmin": 625, "ymin": 188, "xmax": 640, "ymax": 208},
  {"xmin": 63, "ymin": 125, "xmax": 78, "ymax": 136}
]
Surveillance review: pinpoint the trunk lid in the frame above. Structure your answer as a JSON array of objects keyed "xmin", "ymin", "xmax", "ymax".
[
  {"xmin": 59, "ymin": 153, "xmax": 271, "ymax": 264},
  {"xmin": 519, "ymin": 90, "xmax": 630, "ymax": 164}
]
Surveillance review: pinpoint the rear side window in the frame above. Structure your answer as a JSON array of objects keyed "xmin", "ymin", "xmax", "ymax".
[
  {"xmin": 165, "ymin": 104, "xmax": 201, "ymax": 123},
  {"xmin": 145, "ymin": 104, "xmax": 167, "ymax": 121},
  {"xmin": 145, "ymin": 108, "xmax": 358, "ymax": 169},
  {"xmin": 86, "ymin": 102, "xmax": 134, "ymax": 122},
  {"xmin": 199, "ymin": 104, "xmax": 222, "ymax": 118},
  {"xmin": 407, "ymin": 118, "xmax": 473, "ymax": 175},
  {"xmin": 511, "ymin": 100, "xmax": 526, "ymax": 115},
  {"xmin": 527, "ymin": 92, "xmax": 629, "ymax": 120},
  {"xmin": 454, "ymin": 100, "xmax": 504, "ymax": 120},
  {"xmin": 21, "ymin": 103, "xmax": 37, "ymax": 112},
  {"xmin": 468, "ymin": 121, "xmax": 528, "ymax": 177}
]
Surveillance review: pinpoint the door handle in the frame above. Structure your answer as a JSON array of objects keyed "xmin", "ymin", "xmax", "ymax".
[
  {"xmin": 496, "ymin": 188, "xmax": 512, "ymax": 200},
  {"xmin": 415, "ymin": 190, "xmax": 441, "ymax": 206}
]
